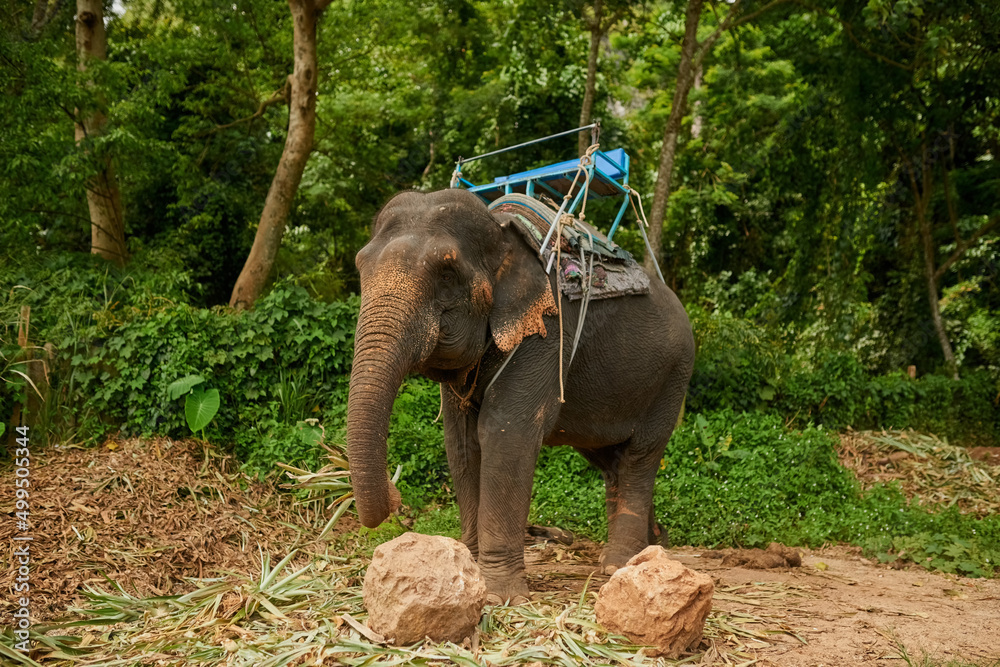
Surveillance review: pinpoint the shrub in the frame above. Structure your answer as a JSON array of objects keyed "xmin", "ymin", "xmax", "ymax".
[
  {"xmin": 686, "ymin": 306, "xmax": 783, "ymax": 414},
  {"xmin": 385, "ymin": 378, "xmax": 450, "ymax": 506},
  {"xmin": 69, "ymin": 281, "xmax": 358, "ymax": 444},
  {"xmin": 686, "ymin": 304, "xmax": 999, "ymax": 443}
]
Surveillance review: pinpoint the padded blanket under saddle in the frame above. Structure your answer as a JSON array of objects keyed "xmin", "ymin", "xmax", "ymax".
[{"xmin": 489, "ymin": 194, "xmax": 650, "ymax": 302}]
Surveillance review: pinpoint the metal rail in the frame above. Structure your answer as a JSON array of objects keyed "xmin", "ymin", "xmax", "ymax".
[{"xmin": 457, "ymin": 122, "xmax": 600, "ymax": 166}]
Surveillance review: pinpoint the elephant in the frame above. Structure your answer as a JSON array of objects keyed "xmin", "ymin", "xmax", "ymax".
[{"xmin": 347, "ymin": 188, "xmax": 695, "ymax": 603}]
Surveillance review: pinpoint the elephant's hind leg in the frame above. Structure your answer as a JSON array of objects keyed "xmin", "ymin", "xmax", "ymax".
[
  {"xmin": 585, "ymin": 441, "xmax": 663, "ymax": 574},
  {"xmin": 584, "ymin": 396, "xmax": 685, "ymax": 574},
  {"xmin": 578, "ymin": 444, "xmax": 648, "ymax": 572}
]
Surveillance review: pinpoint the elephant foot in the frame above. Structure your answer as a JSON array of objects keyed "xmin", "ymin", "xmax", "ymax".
[
  {"xmin": 483, "ymin": 576, "xmax": 530, "ymax": 606},
  {"xmin": 599, "ymin": 544, "xmax": 643, "ymax": 575},
  {"xmin": 649, "ymin": 520, "xmax": 670, "ymax": 548},
  {"xmin": 486, "ymin": 591, "xmax": 530, "ymax": 606}
]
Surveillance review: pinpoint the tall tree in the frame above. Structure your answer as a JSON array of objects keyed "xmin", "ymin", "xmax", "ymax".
[
  {"xmin": 577, "ymin": 0, "xmax": 637, "ymax": 155},
  {"xmin": 643, "ymin": 0, "xmax": 789, "ymax": 276},
  {"xmin": 578, "ymin": 0, "xmax": 605, "ymax": 155},
  {"xmin": 229, "ymin": 0, "xmax": 332, "ymax": 309},
  {"xmin": 577, "ymin": 0, "xmax": 633, "ymax": 155},
  {"xmin": 75, "ymin": 0, "xmax": 128, "ymax": 266},
  {"xmin": 862, "ymin": 3, "xmax": 999, "ymax": 378}
]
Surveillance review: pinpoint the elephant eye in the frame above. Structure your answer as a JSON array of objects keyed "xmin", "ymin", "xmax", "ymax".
[{"xmin": 441, "ymin": 270, "xmax": 455, "ymax": 284}]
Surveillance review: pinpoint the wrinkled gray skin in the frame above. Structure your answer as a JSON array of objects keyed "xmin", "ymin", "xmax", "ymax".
[{"xmin": 347, "ymin": 189, "xmax": 695, "ymax": 602}]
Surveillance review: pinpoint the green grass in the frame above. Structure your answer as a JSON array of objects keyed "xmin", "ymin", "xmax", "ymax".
[{"xmin": 529, "ymin": 409, "xmax": 1000, "ymax": 577}]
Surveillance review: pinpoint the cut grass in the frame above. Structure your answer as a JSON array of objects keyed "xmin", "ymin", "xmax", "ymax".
[
  {"xmin": 9, "ymin": 554, "xmax": 805, "ymax": 666},
  {"xmin": 839, "ymin": 430, "xmax": 1000, "ymax": 517}
]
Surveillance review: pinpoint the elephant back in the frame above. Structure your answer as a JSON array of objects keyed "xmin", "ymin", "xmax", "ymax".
[{"xmin": 489, "ymin": 193, "xmax": 650, "ymax": 302}]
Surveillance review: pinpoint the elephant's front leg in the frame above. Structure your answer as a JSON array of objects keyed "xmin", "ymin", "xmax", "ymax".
[
  {"xmin": 442, "ymin": 389, "xmax": 482, "ymax": 559},
  {"xmin": 475, "ymin": 401, "xmax": 556, "ymax": 603}
]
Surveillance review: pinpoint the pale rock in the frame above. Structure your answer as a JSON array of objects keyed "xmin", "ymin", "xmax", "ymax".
[
  {"xmin": 363, "ymin": 532, "xmax": 487, "ymax": 644},
  {"xmin": 595, "ymin": 546, "xmax": 714, "ymax": 658}
]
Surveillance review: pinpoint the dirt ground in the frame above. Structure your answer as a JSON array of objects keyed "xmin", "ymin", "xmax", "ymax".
[
  {"xmin": 3, "ymin": 436, "xmax": 999, "ymax": 665},
  {"xmin": 525, "ymin": 540, "xmax": 1000, "ymax": 665}
]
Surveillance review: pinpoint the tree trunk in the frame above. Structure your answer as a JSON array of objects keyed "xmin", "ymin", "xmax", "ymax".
[
  {"xmin": 919, "ymin": 208, "xmax": 958, "ymax": 379},
  {"xmin": 75, "ymin": 0, "xmax": 127, "ymax": 266},
  {"xmin": 229, "ymin": 0, "xmax": 329, "ymax": 309},
  {"xmin": 905, "ymin": 143, "xmax": 963, "ymax": 380},
  {"xmin": 643, "ymin": 0, "xmax": 703, "ymax": 276},
  {"xmin": 578, "ymin": 0, "xmax": 604, "ymax": 156}
]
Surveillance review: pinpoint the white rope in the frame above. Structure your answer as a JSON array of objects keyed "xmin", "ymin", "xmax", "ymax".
[
  {"xmin": 626, "ymin": 186, "xmax": 666, "ymax": 285},
  {"xmin": 552, "ymin": 144, "xmax": 600, "ymax": 402},
  {"xmin": 484, "ymin": 342, "xmax": 522, "ymax": 398}
]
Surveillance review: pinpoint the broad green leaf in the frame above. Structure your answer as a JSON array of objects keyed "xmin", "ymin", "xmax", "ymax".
[
  {"xmin": 185, "ymin": 388, "xmax": 220, "ymax": 433},
  {"xmin": 168, "ymin": 374, "xmax": 205, "ymax": 400},
  {"xmin": 295, "ymin": 421, "xmax": 324, "ymax": 447}
]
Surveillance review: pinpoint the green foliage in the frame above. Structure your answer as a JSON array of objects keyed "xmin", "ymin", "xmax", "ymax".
[
  {"xmin": 0, "ymin": 260, "xmax": 358, "ymax": 469},
  {"xmin": 410, "ymin": 504, "xmax": 462, "ymax": 540},
  {"xmin": 686, "ymin": 306, "xmax": 783, "ymax": 414},
  {"xmin": 167, "ymin": 374, "xmax": 220, "ymax": 437},
  {"xmin": 531, "ymin": 446, "xmax": 606, "ymax": 537},
  {"xmin": 875, "ymin": 533, "xmax": 1000, "ymax": 579},
  {"xmin": 686, "ymin": 306, "xmax": 999, "ymax": 443},
  {"xmin": 531, "ymin": 409, "xmax": 998, "ymax": 576},
  {"xmin": 184, "ymin": 388, "xmax": 220, "ymax": 435},
  {"xmin": 385, "ymin": 378, "xmax": 451, "ymax": 505},
  {"xmin": 167, "ymin": 374, "xmax": 207, "ymax": 400}
]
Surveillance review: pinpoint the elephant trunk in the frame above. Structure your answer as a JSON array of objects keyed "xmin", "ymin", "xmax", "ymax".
[{"xmin": 347, "ymin": 284, "xmax": 436, "ymax": 528}]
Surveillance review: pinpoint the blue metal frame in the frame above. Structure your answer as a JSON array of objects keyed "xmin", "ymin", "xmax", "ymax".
[{"xmin": 453, "ymin": 144, "xmax": 633, "ymax": 243}]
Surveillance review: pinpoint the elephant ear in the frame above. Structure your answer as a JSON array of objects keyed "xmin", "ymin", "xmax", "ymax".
[{"xmin": 488, "ymin": 213, "xmax": 559, "ymax": 352}]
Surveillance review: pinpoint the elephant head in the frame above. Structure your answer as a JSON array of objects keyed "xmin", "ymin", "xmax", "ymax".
[{"xmin": 347, "ymin": 189, "xmax": 557, "ymax": 528}]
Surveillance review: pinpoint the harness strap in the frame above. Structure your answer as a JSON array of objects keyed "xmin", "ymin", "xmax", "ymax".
[{"xmin": 484, "ymin": 342, "xmax": 521, "ymax": 398}]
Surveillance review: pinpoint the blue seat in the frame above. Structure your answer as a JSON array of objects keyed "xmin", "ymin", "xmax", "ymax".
[
  {"xmin": 493, "ymin": 148, "xmax": 627, "ymax": 184},
  {"xmin": 466, "ymin": 148, "xmax": 630, "ymax": 203}
]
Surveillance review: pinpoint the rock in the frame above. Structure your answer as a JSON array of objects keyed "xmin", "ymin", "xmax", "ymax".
[
  {"xmin": 363, "ymin": 532, "xmax": 487, "ymax": 644},
  {"xmin": 595, "ymin": 546, "xmax": 714, "ymax": 658}
]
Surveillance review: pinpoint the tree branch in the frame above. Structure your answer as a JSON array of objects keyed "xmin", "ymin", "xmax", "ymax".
[
  {"xmin": 729, "ymin": 0, "xmax": 792, "ymax": 30},
  {"xmin": 695, "ymin": 0, "xmax": 792, "ymax": 69},
  {"xmin": 696, "ymin": 0, "xmax": 744, "ymax": 57},
  {"xmin": 26, "ymin": 0, "xmax": 65, "ymax": 39},
  {"xmin": 195, "ymin": 84, "xmax": 289, "ymax": 137},
  {"xmin": 23, "ymin": 208, "xmax": 93, "ymax": 224},
  {"xmin": 934, "ymin": 217, "xmax": 1000, "ymax": 282},
  {"xmin": 421, "ymin": 130, "xmax": 435, "ymax": 179},
  {"xmin": 942, "ymin": 165, "xmax": 960, "ymax": 244}
]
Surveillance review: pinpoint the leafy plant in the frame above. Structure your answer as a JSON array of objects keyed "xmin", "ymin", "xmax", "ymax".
[
  {"xmin": 875, "ymin": 533, "xmax": 998, "ymax": 578},
  {"xmin": 167, "ymin": 374, "xmax": 220, "ymax": 440}
]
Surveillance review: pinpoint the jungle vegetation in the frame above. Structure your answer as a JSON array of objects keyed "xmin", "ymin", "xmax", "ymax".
[{"xmin": 1, "ymin": 0, "xmax": 999, "ymax": 571}]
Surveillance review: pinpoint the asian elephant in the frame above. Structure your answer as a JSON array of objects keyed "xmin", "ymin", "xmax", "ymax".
[{"xmin": 347, "ymin": 188, "xmax": 695, "ymax": 602}]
